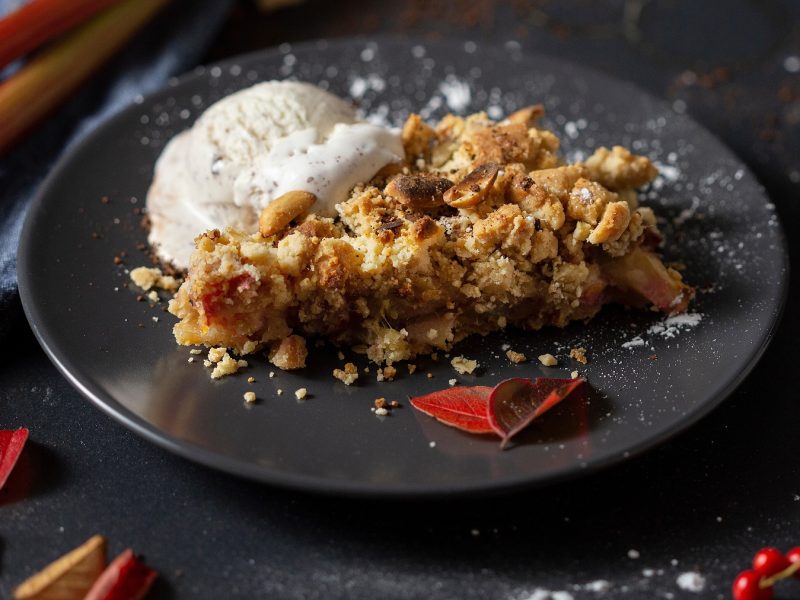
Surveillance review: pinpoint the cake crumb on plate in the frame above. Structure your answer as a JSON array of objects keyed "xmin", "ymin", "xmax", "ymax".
[
  {"xmin": 538, "ymin": 353, "xmax": 558, "ymax": 366},
  {"xmin": 451, "ymin": 356, "xmax": 478, "ymax": 374}
]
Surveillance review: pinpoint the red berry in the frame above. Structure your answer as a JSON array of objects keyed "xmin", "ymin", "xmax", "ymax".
[
  {"xmin": 732, "ymin": 570, "xmax": 773, "ymax": 600},
  {"xmin": 786, "ymin": 547, "xmax": 800, "ymax": 579},
  {"xmin": 752, "ymin": 547, "xmax": 791, "ymax": 577}
]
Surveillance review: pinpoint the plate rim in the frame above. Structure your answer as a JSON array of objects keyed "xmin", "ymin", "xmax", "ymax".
[{"xmin": 17, "ymin": 35, "xmax": 790, "ymax": 498}]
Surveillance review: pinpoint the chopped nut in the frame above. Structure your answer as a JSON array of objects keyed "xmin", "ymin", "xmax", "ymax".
[
  {"xmin": 504, "ymin": 104, "xmax": 544, "ymax": 126},
  {"xmin": 189, "ymin": 349, "xmax": 202, "ymax": 355},
  {"xmin": 375, "ymin": 407, "xmax": 389, "ymax": 416},
  {"xmin": 570, "ymin": 370, "xmax": 579, "ymax": 379},
  {"xmin": 247, "ymin": 376, "xmax": 256, "ymax": 383},
  {"xmin": 407, "ymin": 364, "xmax": 417, "ymax": 374},
  {"xmin": 538, "ymin": 353, "xmax": 558, "ymax": 367},
  {"xmin": 385, "ymin": 174, "xmax": 453, "ymax": 210},
  {"xmin": 451, "ymin": 356, "xmax": 478, "ymax": 374},
  {"xmin": 569, "ymin": 347, "xmax": 588, "ymax": 364},
  {"xmin": 147, "ymin": 290, "xmax": 159, "ymax": 302},
  {"xmin": 448, "ymin": 378, "xmax": 457, "ymax": 386},
  {"xmin": 295, "ymin": 388, "xmax": 308, "ymax": 400},
  {"xmin": 382, "ymin": 366, "xmax": 397, "ymax": 381},
  {"xmin": 259, "ymin": 190, "xmax": 317, "ymax": 237},
  {"xmin": 187, "ymin": 357, "xmax": 195, "ymax": 363},
  {"xmin": 374, "ymin": 398, "xmax": 387, "ymax": 409},
  {"xmin": 243, "ymin": 391, "xmax": 256, "ymax": 403},
  {"xmin": 389, "ymin": 400, "xmax": 400, "ymax": 408},
  {"xmin": 443, "ymin": 162, "xmax": 499, "ymax": 208},
  {"xmin": 505, "ymin": 350, "xmax": 527, "ymax": 364},
  {"xmin": 277, "ymin": 389, "xmax": 283, "ymax": 395}
]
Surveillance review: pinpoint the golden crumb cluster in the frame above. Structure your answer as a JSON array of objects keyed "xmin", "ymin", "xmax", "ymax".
[{"xmin": 169, "ymin": 107, "xmax": 691, "ymax": 369}]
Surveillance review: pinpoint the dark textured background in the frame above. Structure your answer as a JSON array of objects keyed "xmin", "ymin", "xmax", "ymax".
[{"xmin": 2, "ymin": 1, "xmax": 799, "ymax": 598}]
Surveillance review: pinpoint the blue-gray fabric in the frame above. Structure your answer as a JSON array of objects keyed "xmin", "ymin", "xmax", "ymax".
[{"xmin": 0, "ymin": 0, "xmax": 233, "ymax": 339}]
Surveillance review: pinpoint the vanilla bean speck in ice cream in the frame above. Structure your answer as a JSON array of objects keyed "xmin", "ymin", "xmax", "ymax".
[{"xmin": 146, "ymin": 81, "xmax": 404, "ymax": 268}]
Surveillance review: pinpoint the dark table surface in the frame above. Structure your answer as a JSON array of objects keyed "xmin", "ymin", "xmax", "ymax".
[{"xmin": 2, "ymin": 1, "xmax": 800, "ymax": 598}]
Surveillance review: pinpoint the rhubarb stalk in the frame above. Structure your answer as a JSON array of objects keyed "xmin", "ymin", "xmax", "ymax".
[
  {"xmin": 0, "ymin": 0, "xmax": 123, "ymax": 70},
  {"xmin": 0, "ymin": 0, "xmax": 170, "ymax": 156}
]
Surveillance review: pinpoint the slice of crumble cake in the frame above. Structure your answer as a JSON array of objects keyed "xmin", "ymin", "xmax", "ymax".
[{"xmin": 168, "ymin": 107, "xmax": 692, "ymax": 368}]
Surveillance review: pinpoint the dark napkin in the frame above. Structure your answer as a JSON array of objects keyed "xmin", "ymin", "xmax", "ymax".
[{"xmin": 0, "ymin": 0, "xmax": 233, "ymax": 341}]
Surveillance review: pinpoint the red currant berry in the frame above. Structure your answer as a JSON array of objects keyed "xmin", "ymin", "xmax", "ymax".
[
  {"xmin": 786, "ymin": 547, "xmax": 800, "ymax": 579},
  {"xmin": 732, "ymin": 570, "xmax": 773, "ymax": 600},
  {"xmin": 752, "ymin": 547, "xmax": 791, "ymax": 577}
]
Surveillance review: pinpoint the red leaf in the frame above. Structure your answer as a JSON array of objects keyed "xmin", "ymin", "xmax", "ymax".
[
  {"xmin": 410, "ymin": 386, "xmax": 495, "ymax": 434},
  {"xmin": 0, "ymin": 428, "xmax": 29, "ymax": 489},
  {"xmin": 84, "ymin": 548, "xmax": 158, "ymax": 600},
  {"xmin": 488, "ymin": 377, "xmax": 585, "ymax": 448}
]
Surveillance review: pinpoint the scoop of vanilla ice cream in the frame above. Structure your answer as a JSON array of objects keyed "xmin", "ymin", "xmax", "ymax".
[
  {"xmin": 146, "ymin": 80, "xmax": 402, "ymax": 269},
  {"xmin": 187, "ymin": 81, "xmax": 359, "ymax": 206}
]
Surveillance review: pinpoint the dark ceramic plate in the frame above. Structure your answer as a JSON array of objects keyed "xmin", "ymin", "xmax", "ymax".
[{"xmin": 18, "ymin": 38, "xmax": 787, "ymax": 497}]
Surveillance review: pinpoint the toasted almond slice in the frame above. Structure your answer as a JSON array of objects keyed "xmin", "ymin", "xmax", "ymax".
[
  {"xmin": 14, "ymin": 535, "xmax": 107, "ymax": 600},
  {"xmin": 504, "ymin": 104, "xmax": 544, "ymax": 126},
  {"xmin": 443, "ymin": 162, "xmax": 499, "ymax": 208},
  {"xmin": 587, "ymin": 200, "xmax": 631, "ymax": 244},
  {"xmin": 385, "ymin": 174, "xmax": 453, "ymax": 211},
  {"xmin": 258, "ymin": 190, "xmax": 316, "ymax": 237}
]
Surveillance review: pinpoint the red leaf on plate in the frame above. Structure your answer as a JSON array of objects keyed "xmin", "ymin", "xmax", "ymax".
[
  {"xmin": 84, "ymin": 548, "xmax": 157, "ymax": 600},
  {"xmin": 488, "ymin": 377, "xmax": 585, "ymax": 448},
  {"xmin": 0, "ymin": 428, "xmax": 29, "ymax": 489},
  {"xmin": 409, "ymin": 386, "xmax": 495, "ymax": 434}
]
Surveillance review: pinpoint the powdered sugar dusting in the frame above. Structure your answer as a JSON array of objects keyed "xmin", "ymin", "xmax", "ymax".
[
  {"xmin": 517, "ymin": 589, "xmax": 574, "ymax": 600},
  {"xmin": 647, "ymin": 313, "xmax": 703, "ymax": 339},
  {"xmin": 439, "ymin": 75, "xmax": 472, "ymax": 113},
  {"xmin": 676, "ymin": 571, "xmax": 706, "ymax": 592},
  {"xmin": 622, "ymin": 313, "xmax": 703, "ymax": 349}
]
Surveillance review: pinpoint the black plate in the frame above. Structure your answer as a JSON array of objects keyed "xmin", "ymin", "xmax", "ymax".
[{"xmin": 17, "ymin": 37, "xmax": 787, "ymax": 497}]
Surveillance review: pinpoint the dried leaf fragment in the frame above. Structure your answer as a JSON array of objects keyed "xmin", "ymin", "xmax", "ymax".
[
  {"xmin": 488, "ymin": 377, "xmax": 585, "ymax": 448},
  {"xmin": 84, "ymin": 549, "xmax": 157, "ymax": 600},
  {"xmin": 409, "ymin": 386, "xmax": 495, "ymax": 434},
  {"xmin": 0, "ymin": 427, "xmax": 28, "ymax": 489}
]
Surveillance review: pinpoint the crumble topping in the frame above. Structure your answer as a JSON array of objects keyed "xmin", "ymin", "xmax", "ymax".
[{"xmin": 167, "ymin": 109, "xmax": 692, "ymax": 370}]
